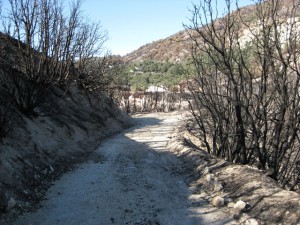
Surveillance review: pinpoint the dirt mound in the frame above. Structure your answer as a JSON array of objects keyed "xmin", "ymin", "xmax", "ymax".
[{"xmin": 0, "ymin": 85, "xmax": 133, "ymax": 223}]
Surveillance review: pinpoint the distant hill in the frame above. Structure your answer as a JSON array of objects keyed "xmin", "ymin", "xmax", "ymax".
[
  {"xmin": 123, "ymin": 30, "xmax": 192, "ymax": 63},
  {"xmin": 122, "ymin": 3, "xmax": 256, "ymax": 63},
  {"xmin": 123, "ymin": 0, "xmax": 300, "ymax": 64}
]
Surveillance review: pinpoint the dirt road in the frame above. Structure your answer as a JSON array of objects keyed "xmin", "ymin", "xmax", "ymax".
[{"xmin": 13, "ymin": 112, "xmax": 235, "ymax": 225}]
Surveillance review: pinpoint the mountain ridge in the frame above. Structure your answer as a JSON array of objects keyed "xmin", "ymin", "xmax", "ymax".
[
  {"xmin": 122, "ymin": 2, "xmax": 257, "ymax": 63},
  {"xmin": 123, "ymin": 0, "xmax": 300, "ymax": 63},
  {"xmin": 122, "ymin": 30, "xmax": 192, "ymax": 63}
]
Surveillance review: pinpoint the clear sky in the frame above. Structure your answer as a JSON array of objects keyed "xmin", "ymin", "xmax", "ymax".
[
  {"xmin": 81, "ymin": 0, "xmax": 254, "ymax": 56},
  {"xmin": 81, "ymin": 0, "xmax": 194, "ymax": 56},
  {"xmin": 1, "ymin": 0, "xmax": 254, "ymax": 56}
]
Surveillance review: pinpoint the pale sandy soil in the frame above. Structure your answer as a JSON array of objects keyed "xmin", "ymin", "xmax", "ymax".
[{"xmin": 12, "ymin": 112, "xmax": 236, "ymax": 225}]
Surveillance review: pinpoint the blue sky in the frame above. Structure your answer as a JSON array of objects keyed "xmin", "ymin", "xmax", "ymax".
[
  {"xmin": 81, "ymin": 0, "xmax": 254, "ymax": 56},
  {"xmin": 2, "ymin": 0, "xmax": 254, "ymax": 56},
  {"xmin": 81, "ymin": 0, "xmax": 194, "ymax": 56}
]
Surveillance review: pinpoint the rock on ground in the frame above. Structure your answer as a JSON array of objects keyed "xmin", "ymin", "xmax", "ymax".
[
  {"xmin": 211, "ymin": 196, "xmax": 225, "ymax": 207},
  {"xmin": 234, "ymin": 200, "xmax": 247, "ymax": 210}
]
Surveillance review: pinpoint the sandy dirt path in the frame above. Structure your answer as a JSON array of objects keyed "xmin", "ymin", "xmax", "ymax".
[{"xmin": 12, "ymin": 112, "xmax": 235, "ymax": 225}]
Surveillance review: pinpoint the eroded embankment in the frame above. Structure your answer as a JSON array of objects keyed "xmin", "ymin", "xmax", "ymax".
[
  {"xmin": 168, "ymin": 118, "xmax": 300, "ymax": 225},
  {"xmin": 0, "ymin": 86, "xmax": 133, "ymax": 224}
]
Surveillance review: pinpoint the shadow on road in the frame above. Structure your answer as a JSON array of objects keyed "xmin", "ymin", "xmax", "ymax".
[{"xmin": 12, "ymin": 113, "xmax": 235, "ymax": 225}]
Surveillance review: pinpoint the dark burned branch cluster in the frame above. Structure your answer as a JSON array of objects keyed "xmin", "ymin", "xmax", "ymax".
[
  {"xmin": 186, "ymin": 0, "xmax": 300, "ymax": 189},
  {"xmin": 0, "ymin": 0, "xmax": 109, "ymax": 136}
]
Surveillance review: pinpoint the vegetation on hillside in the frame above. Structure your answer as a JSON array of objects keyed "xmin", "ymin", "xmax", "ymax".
[{"xmin": 125, "ymin": 60, "xmax": 191, "ymax": 91}]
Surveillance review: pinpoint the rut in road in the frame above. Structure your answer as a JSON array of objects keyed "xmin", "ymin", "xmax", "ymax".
[{"xmin": 13, "ymin": 112, "xmax": 235, "ymax": 225}]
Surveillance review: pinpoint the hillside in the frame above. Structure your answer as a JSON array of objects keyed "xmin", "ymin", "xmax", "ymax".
[
  {"xmin": 122, "ymin": 3, "xmax": 257, "ymax": 63},
  {"xmin": 123, "ymin": 30, "xmax": 192, "ymax": 63},
  {"xmin": 0, "ymin": 86, "xmax": 133, "ymax": 224},
  {"xmin": 123, "ymin": 0, "xmax": 300, "ymax": 63},
  {"xmin": 0, "ymin": 32, "xmax": 133, "ymax": 222}
]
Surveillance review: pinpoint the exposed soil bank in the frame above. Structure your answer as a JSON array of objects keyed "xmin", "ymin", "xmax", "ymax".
[
  {"xmin": 169, "ymin": 118, "xmax": 300, "ymax": 225},
  {"xmin": 0, "ymin": 86, "xmax": 132, "ymax": 224}
]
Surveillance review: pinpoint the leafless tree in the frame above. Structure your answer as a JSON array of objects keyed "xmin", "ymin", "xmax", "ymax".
[
  {"xmin": 185, "ymin": 0, "xmax": 300, "ymax": 189},
  {"xmin": 75, "ymin": 20, "xmax": 108, "ymax": 75},
  {"xmin": 0, "ymin": 3, "xmax": 14, "ymax": 137},
  {"xmin": 1, "ymin": 0, "xmax": 107, "ymax": 116},
  {"xmin": 76, "ymin": 54, "xmax": 127, "ymax": 98}
]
